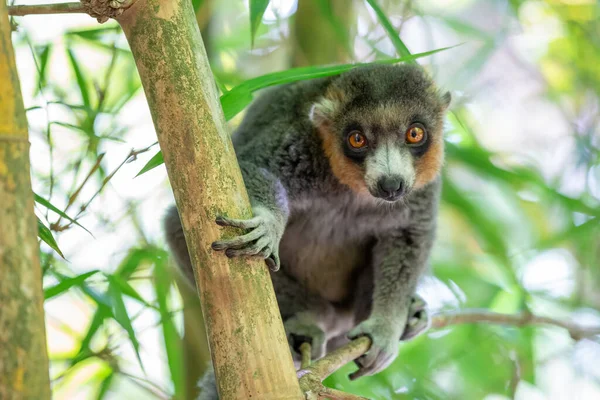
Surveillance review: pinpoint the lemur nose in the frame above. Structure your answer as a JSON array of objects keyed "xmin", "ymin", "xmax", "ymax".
[{"xmin": 377, "ymin": 177, "xmax": 405, "ymax": 198}]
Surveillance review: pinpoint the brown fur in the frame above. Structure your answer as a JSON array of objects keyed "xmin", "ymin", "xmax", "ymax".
[
  {"xmin": 414, "ymin": 133, "xmax": 444, "ymax": 189},
  {"xmin": 317, "ymin": 124, "xmax": 369, "ymax": 195}
]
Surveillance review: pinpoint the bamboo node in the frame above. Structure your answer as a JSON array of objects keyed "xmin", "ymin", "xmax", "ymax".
[{"xmin": 81, "ymin": 0, "xmax": 134, "ymax": 23}]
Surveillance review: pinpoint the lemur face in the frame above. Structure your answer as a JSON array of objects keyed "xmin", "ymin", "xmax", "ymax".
[{"xmin": 310, "ymin": 64, "xmax": 450, "ymax": 201}]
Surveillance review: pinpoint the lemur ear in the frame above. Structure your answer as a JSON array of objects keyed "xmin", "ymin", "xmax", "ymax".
[
  {"xmin": 441, "ymin": 91, "xmax": 452, "ymax": 110},
  {"xmin": 309, "ymin": 86, "xmax": 345, "ymax": 127},
  {"xmin": 309, "ymin": 98, "xmax": 338, "ymax": 127}
]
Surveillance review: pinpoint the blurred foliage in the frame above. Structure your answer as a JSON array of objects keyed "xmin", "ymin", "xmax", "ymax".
[{"xmin": 10, "ymin": 0, "xmax": 600, "ymax": 399}]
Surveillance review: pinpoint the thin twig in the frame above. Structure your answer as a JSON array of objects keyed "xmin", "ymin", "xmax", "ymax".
[
  {"xmin": 430, "ymin": 309, "xmax": 600, "ymax": 340},
  {"xmin": 8, "ymin": 3, "xmax": 85, "ymax": 16},
  {"xmin": 52, "ymin": 145, "xmax": 154, "ymax": 232},
  {"xmin": 51, "ymin": 153, "xmax": 105, "ymax": 231},
  {"xmin": 298, "ymin": 309, "xmax": 600, "ymax": 399},
  {"xmin": 299, "ymin": 342, "xmax": 312, "ymax": 369}
]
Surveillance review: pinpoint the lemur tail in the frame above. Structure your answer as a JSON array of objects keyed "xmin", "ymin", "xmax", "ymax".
[
  {"xmin": 197, "ymin": 366, "xmax": 219, "ymax": 400},
  {"xmin": 163, "ymin": 206, "xmax": 196, "ymax": 286}
]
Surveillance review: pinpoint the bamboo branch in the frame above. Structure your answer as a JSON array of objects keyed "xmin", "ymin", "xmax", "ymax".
[
  {"xmin": 8, "ymin": 2, "xmax": 85, "ymax": 16},
  {"xmin": 298, "ymin": 308, "xmax": 600, "ymax": 399},
  {"xmin": 8, "ymin": 0, "xmax": 134, "ymax": 23},
  {"xmin": 300, "ymin": 342, "xmax": 312, "ymax": 369}
]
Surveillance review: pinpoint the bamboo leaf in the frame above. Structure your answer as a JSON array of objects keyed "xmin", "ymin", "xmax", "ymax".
[
  {"xmin": 154, "ymin": 255, "xmax": 185, "ymax": 399},
  {"xmin": 135, "ymin": 45, "xmax": 460, "ymax": 176},
  {"xmin": 35, "ymin": 44, "xmax": 52, "ymax": 94},
  {"xmin": 109, "ymin": 274, "xmax": 153, "ymax": 308},
  {"xmin": 134, "ymin": 150, "xmax": 164, "ymax": 177},
  {"xmin": 37, "ymin": 217, "xmax": 65, "ymax": 258},
  {"xmin": 34, "ymin": 193, "xmax": 92, "ymax": 235},
  {"xmin": 44, "ymin": 270, "xmax": 100, "ymax": 300},
  {"xmin": 365, "ymin": 0, "xmax": 414, "ymax": 62},
  {"xmin": 108, "ymin": 278, "xmax": 144, "ymax": 371},
  {"xmin": 71, "ymin": 307, "xmax": 110, "ymax": 367},
  {"xmin": 66, "ymin": 48, "xmax": 92, "ymax": 108},
  {"xmin": 220, "ymin": 47, "xmax": 457, "ymax": 120},
  {"xmin": 116, "ymin": 247, "xmax": 162, "ymax": 278},
  {"xmin": 96, "ymin": 370, "xmax": 114, "ymax": 400},
  {"xmin": 249, "ymin": 0, "xmax": 270, "ymax": 47}
]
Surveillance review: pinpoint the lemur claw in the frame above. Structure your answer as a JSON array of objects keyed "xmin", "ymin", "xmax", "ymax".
[
  {"xmin": 347, "ymin": 317, "xmax": 400, "ymax": 380},
  {"xmin": 212, "ymin": 213, "xmax": 281, "ymax": 271},
  {"xmin": 401, "ymin": 295, "xmax": 430, "ymax": 341}
]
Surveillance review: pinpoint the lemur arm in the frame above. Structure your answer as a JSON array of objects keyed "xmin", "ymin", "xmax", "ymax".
[
  {"xmin": 211, "ymin": 160, "xmax": 290, "ymax": 271},
  {"xmin": 348, "ymin": 180, "xmax": 439, "ymax": 379}
]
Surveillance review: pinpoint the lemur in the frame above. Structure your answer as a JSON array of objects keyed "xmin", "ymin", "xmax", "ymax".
[{"xmin": 164, "ymin": 63, "xmax": 450, "ymax": 390}]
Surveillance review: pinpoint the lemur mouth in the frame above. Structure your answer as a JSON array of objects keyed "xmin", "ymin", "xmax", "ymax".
[
  {"xmin": 380, "ymin": 193, "xmax": 404, "ymax": 202},
  {"xmin": 370, "ymin": 190, "xmax": 405, "ymax": 203}
]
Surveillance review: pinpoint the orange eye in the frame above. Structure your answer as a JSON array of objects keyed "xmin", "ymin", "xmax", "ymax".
[
  {"xmin": 348, "ymin": 131, "xmax": 367, "ymax": 149},
  {"xmin": 406, "ymin": 125, "xmax": 426, "ymax": 144}
]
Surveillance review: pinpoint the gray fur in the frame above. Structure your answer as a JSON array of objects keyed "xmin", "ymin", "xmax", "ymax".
[{"xmin": 163, "ymin": 64, "xmax": 449, "ymax": 398}]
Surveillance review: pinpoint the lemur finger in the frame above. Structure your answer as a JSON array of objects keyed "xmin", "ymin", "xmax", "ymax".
[
  {"xmin": 265, "ymin": 252, "xmax": 280, "ymax": 272},
  {"xmin": 410, "ymin": 295, "xmax": 427, "ymax": 313},
  {"xmin": 224, "ymin": 245, "xmax": 265, "ymax": 258},
  {"xmin": 211, "ymin": 227, "xmax": 265, "ymax": 250},
  {"xmin": 350, "ymin": 350, "xmax": 390, "ymax": 380},
  {"xmin": 215, "ymin": 215, "xmax": 261, "ymax": 229},
  {"xmin": 357, "ymin": 348, "xmax": 379, "ymax": 370}
]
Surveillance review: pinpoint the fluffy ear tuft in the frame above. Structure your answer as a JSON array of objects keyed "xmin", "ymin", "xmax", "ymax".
[
  {"xmin": 309, "ymin": 87, "xmax": 345, "ymax": 127},
  {"xmin": 309, "ymin": 98, "xmax": 338, "ymax": 127},
  {"xmin": 441, "ymin": 91, "xmax": 452, "ymax": 110}
]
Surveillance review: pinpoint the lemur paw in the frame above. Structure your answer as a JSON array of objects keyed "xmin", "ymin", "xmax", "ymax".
[
  {"xmin": 284, "ymin": 314, "xmax": 326, "ymax": 361},
  {"xmin": 401, "ymin": 295, "xmax": 430, "ymax": 341},
  {"xmin": 211, "ymin": 210, "xmax": 281, "ymax": 271},
  {"xmin": 347, "ymin": 317, "xmax": 400, "ymax": 380}
]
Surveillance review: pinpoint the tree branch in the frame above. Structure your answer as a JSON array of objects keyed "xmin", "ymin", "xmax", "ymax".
[
  {"xmin": 298, "ymin": 308, "xmax": 600, "ymax": 399},
  {"xmin": 8, "ymin": 3, "xmax": 85, "ymax": 16},
  {"xmin": 430, "ymin": 309, "xmax": 600, "ymax": 340},
  {"xmin": 8, "ymin": 0, "xmax": 134, "ymax": 23}
]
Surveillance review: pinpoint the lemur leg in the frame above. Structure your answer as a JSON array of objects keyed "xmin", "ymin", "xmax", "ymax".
[
  {"xmin": 353, "ymin": 264, "xmax": 429, "ymax": 341},
  {"xmin": 326, "ymin": 266, "xmax": 430, "ymax": 354},
  {"xmin": 270, "ymin": 269, "xmax": 337, "ymax": 362}
]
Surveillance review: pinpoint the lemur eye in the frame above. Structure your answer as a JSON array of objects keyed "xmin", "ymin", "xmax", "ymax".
[
  {"xmin": 405, "ymin": 125, "xmax": 426, "ymax": 145},
  {"xmin": 348, "ymin": 131, "xmax": 367, "ymax": 149}
]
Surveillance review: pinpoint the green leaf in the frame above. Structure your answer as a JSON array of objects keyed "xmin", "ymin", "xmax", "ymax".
[
  {"xmin": 65, "ymin": 24, "xmax": 121, "ymax": 41},
  {"xmin": 154, "ymin": 255, "xmax": 185, "ymax": 399},
  {"xmin": 108, "ymin": 274, "xmax": 153, "ymax": 308},
  {"xmin": 249, "ymin": 0, "xmax": 270, "ymax": 47},
  {"xmin": 96, "ymin": 369, "xmax": 114, "ymax": 400},
  {"xmin": 71, "ymin": 307, "xmax": 110, "ymax": 367},
  {"xmin": 37, "ymin": 217, "xmax": 65, "ymax": 258},
  {"xmin": 365, "ymin": 0, "xmax": 414, "ymax": 62},
  {"xmin": 135, "ymin": 45, "xmax": 459, "ymax": 176},
  {"xmin": 108, "ymin": 278, "xmax": 144, "ymax": 371},
  {"xmin": 45, "ymin": 270, "xmax": 100, "ymax": 300},
  {"xmin": 67, "ymin": 48, "xmax": 92, "ymax": 108},
  {"xmin": 220, "ymin": 46, "xmax": 458, "ymax": 120},
  {"xmin": 35, "ymin": 44, "xmax": 52, "ymax": 94},
  {"xmin": 116, "ymin": 247, "xmax": 163, "ymax": 279},
  {"xmin": 34, "ymin": 193, "xmax": 92, "ymax": 235},
  {"xmin": 135, "ymin": 150, "xmax": 164, "ymax": 177},
  {"xmin": 192, "ymin": 0, "xmax": 205, "ymax": 13}
]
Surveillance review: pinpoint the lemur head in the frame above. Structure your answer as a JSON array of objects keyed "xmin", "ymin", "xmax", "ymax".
[{"xmin": 310, "ymin": 64, "xmax": 451, "ymax": 202}]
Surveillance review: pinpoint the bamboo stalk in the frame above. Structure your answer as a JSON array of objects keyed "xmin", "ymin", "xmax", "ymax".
[
  {"xmin": 0, "ymin": 2, "xmax": 51, "ymax": 399},
  {"xmin": 115, "ymin": 0, "xmax": 302, "ymax": 398}
]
